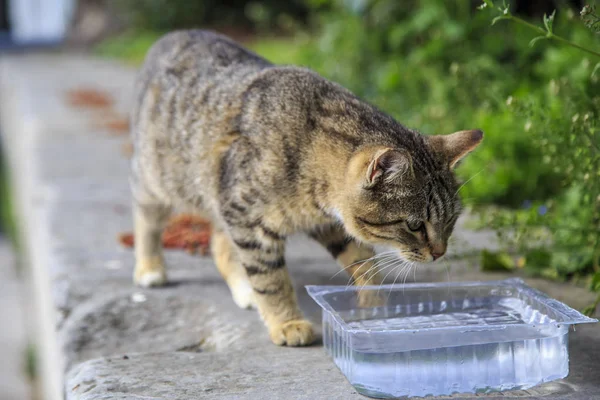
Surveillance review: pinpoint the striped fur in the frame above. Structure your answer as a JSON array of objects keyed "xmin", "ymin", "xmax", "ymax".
[{"xmin": 130, "ymin": 30, "xmax": 483, "ymax": 346}]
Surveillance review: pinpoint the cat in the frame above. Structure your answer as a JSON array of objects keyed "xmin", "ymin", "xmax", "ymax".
[{"xmin": 130, "ymin": 30, "xmax": 483, "ymax": 347}]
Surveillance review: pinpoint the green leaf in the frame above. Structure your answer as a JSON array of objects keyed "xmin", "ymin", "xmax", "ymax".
[
  {"xmin": 583, "ymin": 293, "xmax": 600, "ymax": 317},
  {"xmin": 491, "ymin": 15, "xmax": 511, "ymax": 26},
  {"xmin": 543, "ymin": 10, "xmax": 556, "ymax": 33},
  {"xmin": 478, "ymin": 1, "xmax": 494, "ymax": 10},
  {"xmin": 590, "ymin": 272, "xmax": 600, "ymax": 292},
  {"xmin": 583, "ymin": 303, "xmax": 597, "ymax": 317},
  {"xmin": 525, "ymin": 248, "xmax": 552, "ymax": 270},
  {"xmin": 591, "ymin": 62, "xmax": 600, "ymax": 79},
  {"xmin": 529, "ymin": 35, "xmax": 548, "ymax": 47},
  {"xmin": 481, "ymin": 250, "xmax": 515, "ymax": 272}
]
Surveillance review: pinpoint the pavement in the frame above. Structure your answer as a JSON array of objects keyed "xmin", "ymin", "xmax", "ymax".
[
  {"xmin": 0, "ymin": 238, "xmax": 32, "ymax": 400},
  {"xmin": 0, "ymin": 52, "xmax": 598, "ymax": 400}
]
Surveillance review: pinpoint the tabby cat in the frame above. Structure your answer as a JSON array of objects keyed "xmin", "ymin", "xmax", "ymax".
[{"xmin": 130, "ymin": 30, "xmax": 483, "ymax": 346}]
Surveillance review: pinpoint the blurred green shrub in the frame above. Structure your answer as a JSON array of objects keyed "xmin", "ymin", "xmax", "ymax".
[
  {"xmin": 297, "ymin": 0, "xmax": 586, "ymax": 207},
  {"xmin": 110, "ymin": 0, "xmax": 308, "ymax": 33},
  {"xmin": 476, "ymin": 1, "xmax": 600, "ymax": 313},
  {"xmin": 294, "ymin": 0, "xmax": 600, "ymax": 307},
  {"xmin": 96, "ymin": 0, "xmax": 600, "ymax": 309}
]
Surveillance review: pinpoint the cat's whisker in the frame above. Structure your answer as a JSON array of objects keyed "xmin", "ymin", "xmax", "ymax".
[
  {"xmin": 443, "ymin": 258, "xmax": 452, "ymax": 282},
  {"xmin": 346, "ymin": 255, "xmax": 395, "ymax": 288},
  {"xmin": 442, "ymin": 258, "xmax": 452, "ymax": 295},
  {"xmin": 402, "ymin": 262, "xmax": 414, "ymax": 286},
  {"xmin": 357, "ymin": 256, "xmax": 401, "ymax": 292},
  {"xmin": 377, "ymin": 259, "xmax": 408, "ymax": 296},
  {"xmin": 400, "ymin": 263, "xmax": 409, "ymax": 290},
  {"xmin": 346, "ymin": 255, "xmax": 394, "ymax": 286},
  {"xmin": 413, "ymin": 261, "xmax": 418, "ymax": 282},
  {"xmin": 372, "ymin": 258, "xmax": 403, "ymax": 287},
  {"xmin": 379, "ymin": 258, "xmax": 406, "ymax": 285},
  {"xmin": 453, "ymin": 167, "xmax": 487, "ymax": 199},
  {"xmin": 330, "ymin": 251, "xmax": 391, "ymax": 280},
  {"xmin": 351, "ymin": 255, "xmax": 397, "ymax": 288},
  {"xmin": 399, "ymin": 261, "xmax": 413, "ymax": 295},
  {"xmin": 387, "ymin": 263, "xmax": 408, "ymax": 302}
]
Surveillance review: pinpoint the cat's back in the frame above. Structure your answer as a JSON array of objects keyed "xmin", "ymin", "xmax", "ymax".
[
  {"xmin": 132, "ymin": 30, "xmax": 271, "ymax": 126},
  {"xmin": 130, "ymin": 31, "xmax": 272, "ymax": 206},
  {"xmin": 139, "ymin": 30, "xmax": 269, "ymax": 79}
]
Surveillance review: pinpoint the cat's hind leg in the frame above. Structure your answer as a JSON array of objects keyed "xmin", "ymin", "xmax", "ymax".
[
  {"xmin": 132, "ymin": 200, "xmax": 172, "ymax": 287},
  {"xmin": 211, "ymin": 229, "xmax": 256, "ymax": 309}
]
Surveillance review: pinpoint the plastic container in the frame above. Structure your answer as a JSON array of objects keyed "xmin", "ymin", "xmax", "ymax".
[{"xmin": 306, "ymin": 278, "xmax": 597, "ymax": 398}]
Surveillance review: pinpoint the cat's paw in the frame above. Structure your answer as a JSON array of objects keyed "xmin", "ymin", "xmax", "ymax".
[
  {"xmin": 230, "ymin": 279, "xmax": 256, "ymax": 310},
  {"xmin": 269, "ymin": 319, "xmax": 315, "ymax": 347},
  {"xmin": 134, "ymin": 258, "xmax": 167, "ymax": 287}
]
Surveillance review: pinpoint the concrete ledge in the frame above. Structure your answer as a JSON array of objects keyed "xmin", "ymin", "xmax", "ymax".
[{"xmin": 1, "ymin": 53, "xmax": 598, "ymax": 400}]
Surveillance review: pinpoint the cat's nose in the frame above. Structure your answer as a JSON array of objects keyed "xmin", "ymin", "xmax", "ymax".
[{"xmin": 430, "ymin": 242, "xmax": 446, "ymax": 261}]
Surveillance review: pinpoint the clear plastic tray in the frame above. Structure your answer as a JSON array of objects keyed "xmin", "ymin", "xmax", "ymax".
[{"xmin": 307, "ymin": 278, "xmax": 597, "ymax": 398}]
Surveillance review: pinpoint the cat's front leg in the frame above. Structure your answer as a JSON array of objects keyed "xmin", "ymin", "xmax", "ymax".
[
  {"xmin": 228, "ymin": 227, "xmax": 315, "ymax": 346},
  {"xmin": 310, "ymin": 225, "xmax": 385, "ymax": 307}
]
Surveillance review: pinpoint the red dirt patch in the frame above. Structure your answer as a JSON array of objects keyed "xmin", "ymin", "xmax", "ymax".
[
  {"xmin": 102, "ymin": 116, "xmax": 130, "ymax": 135},
  {"xmin": 119, "ymin": 214, "xmax": 211, "ymax": 256},
  {"xmin": 65, "ymin": 88, "xmax": 114, "ymax": 109}
]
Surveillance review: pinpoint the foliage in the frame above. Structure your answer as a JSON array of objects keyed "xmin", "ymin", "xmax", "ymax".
[
  {"xmin": 481, "ymin": 249, "xmax": 515, "ymax": 272},
  {"xmin": 95, "ymin": 30, "xmax": 315, "ymax": 66},
  {"xmin": 109, "ymin": 0, "xmax": 308, "ymax": 33},
  {"xmin": 294, "ymin": 0, "xmax": 575, "ymax": 207},
  {"xmin": 95, "ymin": 30, "xmax": 162, "ymax": 65},
  {"xmin": 286, "ymin": 0, "xmax": 600, "ymax": 311},
  {"xmin": 477, "ymin": 0, "xmax": 600, "ymax": 314},
  {"xmin": 0, "ymin": 149, "xmax": 18, "ymax": 247},
  {"xmin": 95, "ymin": 0, "xmax": 600, "ymax": 312}
]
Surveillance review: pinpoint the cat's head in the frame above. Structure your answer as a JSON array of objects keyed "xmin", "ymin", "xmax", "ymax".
[{"xmin": 338, "ymin": 129, "xmax": 483, "ymax": 263}]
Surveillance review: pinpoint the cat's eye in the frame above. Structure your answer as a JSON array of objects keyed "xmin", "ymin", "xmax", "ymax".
[{"xmin": 407, "ymin": 221, "xmax": 423, "ymax": 232}]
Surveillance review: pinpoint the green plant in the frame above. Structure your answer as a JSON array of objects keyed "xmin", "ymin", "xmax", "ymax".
[
  {"xmin": 109, "ymin": 0, "xmax": 308, "ymax": 33},
  {"xmin": 477, "ymin": 0, "xmax": 600, "ymax": 315},
  {"xmin": 0, "ymin": 151, "xmax": 18, "ymax": 247},
  {"xmin": 95, "ymin": 0, "xmax": 600, "ymax": 313},
  {"xmin": 298, "ymin": 0, "xmax": 578, "ymax": 207},
  {"xmin": 481, "ymin": 0, "xmax": 600, "ymax": 57}
]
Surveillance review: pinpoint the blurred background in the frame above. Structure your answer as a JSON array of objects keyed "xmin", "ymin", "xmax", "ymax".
[
  {"xmin": 2, "ymin": 0, "xmax": 597, "ymax": 310},
  {"xmin": 0, "ymin": 0, "xmax": 598, "ymax": 398}
]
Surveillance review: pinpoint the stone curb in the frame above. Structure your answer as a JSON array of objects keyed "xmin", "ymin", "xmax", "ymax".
[{"xmin": 1, "ymin": 53, "xmax": 598, "ymax": 400}]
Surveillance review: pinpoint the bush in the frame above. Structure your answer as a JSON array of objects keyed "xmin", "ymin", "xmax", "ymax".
[
  {"xmin": 95, "ymin": 0, "xmax": 600, "ymax": 309},
  {"xmin": 295, "ymin": 0, "xmax": 599, "ymax": 208},
  {"xmin": 293, "ymin": 0, "xmax": 600, "ymax": 308},
  {"xmin": 475, "ymin": 1, "xmax": 600, "ymax": 313},
  {"xmin": 110, "ymin": 0, "xmax": 308, "ymax": 33}
]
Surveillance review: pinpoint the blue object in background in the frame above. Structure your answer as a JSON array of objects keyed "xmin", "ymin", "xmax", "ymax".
[{"xmin": 0, "ymin": 0, "xmax": 73, "ymax": 50}]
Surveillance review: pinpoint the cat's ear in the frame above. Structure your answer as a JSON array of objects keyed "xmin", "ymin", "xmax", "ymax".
[
  {"xmin": 365, "ymin": 148, "xmax": 414, "ymax": 187},
  {"xmin": 428, "ymin": 129, "xmax": 483, "ymax": 169}
]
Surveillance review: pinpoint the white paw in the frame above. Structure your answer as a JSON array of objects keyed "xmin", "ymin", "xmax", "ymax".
[
  {"xmin": 231, "ymin": 279, "xmax": 256, "ymax": 310},
  {"xmin": 134, "ymin": 270, "xmax": 167, "ymax": 287}
]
